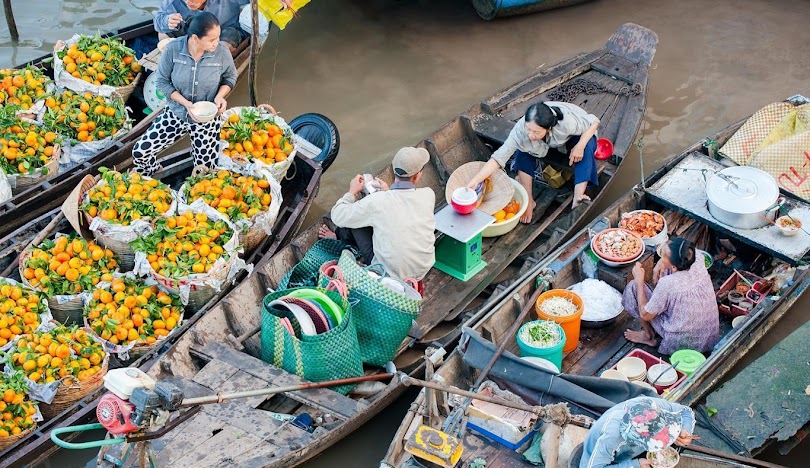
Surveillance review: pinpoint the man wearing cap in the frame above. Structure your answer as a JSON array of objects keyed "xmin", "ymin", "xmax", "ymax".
[
  {"xmin": 319, "ymin": 147, "xmax": 436, "ymax": 280},
  {"xmin": 579, "ymin": 396, "xmax": 696, "ymax": 468}
]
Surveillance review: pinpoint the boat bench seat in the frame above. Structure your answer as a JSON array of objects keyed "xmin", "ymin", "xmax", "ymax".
[
  {"xmin": 190, "ymin": 342, "xmax": 366, "ymax": 420},
  {"xmin": 473, "ymin": 114, "xmax": 577, "ymax": 170}
]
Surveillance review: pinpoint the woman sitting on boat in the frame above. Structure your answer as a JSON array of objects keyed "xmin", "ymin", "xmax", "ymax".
[
  {"xmin": 622, "ymin": 237, "xmax": 720, "ymax": 355},
  {"xmin": 580, "ymin": 396, "xmax": 696, "ymax": 468},
  {"xmin": 133, "ymin": 12, "xmax": 237, "ymax": 177},
  {"xmin": 466, "ymin": 102, "xmax": 600, "ymax": 222},
  {"xmin": 154, "ymin": 0, "xmax": 249, "ymax": 54}
]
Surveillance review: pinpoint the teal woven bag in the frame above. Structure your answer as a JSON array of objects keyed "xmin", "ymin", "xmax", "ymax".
[
  {"xmin": 320, "ymin": 250, "xmax": 422, "ymax": 367},
  {"xmin": 278, "ymin": 239, "xmax": 346, "ymax": 289},
  {"xmin": 260, "ymin": 286, "xmax": 363, "ymax": 395}
]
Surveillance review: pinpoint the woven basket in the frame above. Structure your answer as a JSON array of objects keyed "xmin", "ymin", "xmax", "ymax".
[
  {"xmin": 240, "ymin": 224, "xmax": 267, "ymax": 254},
  {"xmin": 18, "ymin": 238, "xmax": 85, "ymax": 325},
  {"xmin": 149, "ymin": 254, "xmax": 240, "ymax": 311},
  {"xmin": 84, "ymin": 210, "xmax": 136, "ymax": 271},
  {"xmin": 39, "ymin": 359, "xmax": 108, "ymax": 419},
  {"xmin": 54, "ymin": 40, "xmax": 141, "ymax": 103},
  {"xmin": 11, "ymin": 146, "xmax": 60, "ymax": 195},
  {"xmin": 0, "ymin": 424, "xmax": 36, "ymax": 451}
]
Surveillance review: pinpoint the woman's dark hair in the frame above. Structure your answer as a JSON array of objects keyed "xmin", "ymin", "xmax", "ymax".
[
  {"xmin": 525, "ymin": 103, "xmax": 565, "ymax": 130},
  {"xmin": 187, "ymin": 11, "xmax": 220, "ymax": 38},
  {"xmin": 667, "ymin": 237, "xmax": 696, "ymax": 271}
]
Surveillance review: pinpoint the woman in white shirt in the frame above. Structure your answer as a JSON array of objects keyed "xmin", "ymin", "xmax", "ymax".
[{"xmin": 467, "ymin": 102, "xmax": 600, "ymax": 223}]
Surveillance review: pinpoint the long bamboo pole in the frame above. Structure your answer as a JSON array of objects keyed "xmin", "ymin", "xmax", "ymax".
[
  {"xmin": 3, "ymin": 0, "xmax": 19, "ymax": 42},
  {"xmin": 248, "ymin": 0, "xmax": 259, "ymax": 106}
]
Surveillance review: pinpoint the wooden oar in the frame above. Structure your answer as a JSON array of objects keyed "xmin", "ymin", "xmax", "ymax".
[{"xmin": 682, "ymin": 444, "xmax": 788, "ymax": 468}]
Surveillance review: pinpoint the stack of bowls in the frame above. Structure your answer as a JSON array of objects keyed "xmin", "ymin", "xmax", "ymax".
[
  {"xmin": 599, "ymin": 369, "xmax": 629, "ymax": 382},
  {"xmin": 616, "ymin": 356, "xmax": 647, "ymax": 382},
  {"xmin": 647, "ymin": 363, "xmax": 678, "ymax": 387},
  {"xmin": 266, "ymin": 288, "xmax": 345, "ymax": 339}
]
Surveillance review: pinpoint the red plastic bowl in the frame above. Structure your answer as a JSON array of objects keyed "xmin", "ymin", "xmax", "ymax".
[
  {"xmin": 595, "ymin": 138, "xmax": 613, "ymax": 160},
  {"xmin": 451, "ymin": 199, "xmax": 476, "ymax": 214}
]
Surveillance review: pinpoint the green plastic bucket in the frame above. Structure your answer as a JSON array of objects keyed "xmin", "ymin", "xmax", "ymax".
[
  {"xmin": 670, "ymin": 349, "xmax": 706, "ymax": 375},
  {"xmin": 516, "ymin": 321, "xmax": 566, "ymax": 371}
]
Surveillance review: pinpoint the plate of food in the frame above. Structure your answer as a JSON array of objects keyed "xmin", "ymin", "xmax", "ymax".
[
  {"xmin": 591, "ymin": 228, "xmax": 645, "ymax": 267},
  {"xmin": 775, "ymin": 215, "xmax": 802, "ymax": 237},
  {"xmin": 619, "ymin": 210, "xmax": 668, "ymax": 245}
]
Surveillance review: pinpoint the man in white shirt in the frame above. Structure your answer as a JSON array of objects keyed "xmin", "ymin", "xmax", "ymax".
[{"xmin": 318, "ymin": 147, "xmax": 436, "ymax": 280}]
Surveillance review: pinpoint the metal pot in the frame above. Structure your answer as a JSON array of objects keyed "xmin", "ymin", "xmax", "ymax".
[{"xmin": 706, "ymin": 166, "xmax": 780, "ymax": 229}]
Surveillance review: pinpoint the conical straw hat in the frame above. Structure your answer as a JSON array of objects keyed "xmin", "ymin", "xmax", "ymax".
[
  {"xmin": 445, "ymin": 162, "xmax": 514, "ymax": 215},
  {"xmin": 62, "ymin": 175, "xmax": 97, "ymax": 240}
]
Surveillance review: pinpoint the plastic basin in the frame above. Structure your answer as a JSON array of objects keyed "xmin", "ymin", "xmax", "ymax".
[
  {"xmin": 516, "ymin": 321, "xmax": 566, "ymax": 371},
  {"xmin": 287, "ymin": 289, "xmax": 344, "ymax": 325},
  {"xmin": 534, "ymin": 289, "xmax": 584, "ymax": 353},
  {"xmin": 482, "ymin": 178, "xmax": 528, "ymax": 237},
  {"xmin": 669, "ymin": 349, "xmax": 706, "ymax": 375}
]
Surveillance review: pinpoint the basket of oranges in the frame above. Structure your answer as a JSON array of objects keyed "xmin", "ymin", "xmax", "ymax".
[
  {"xmin": 0, "ymin": 66, "xmax": 54, "ymax": 115},
  {"xmin": 41, "ymin": 90, "xmax": 130, "ymax": 170},
  {"xmin": 53, "ymin": 34, "xmax": 142, "ymax": 102},
  {"xmin": 179, "ymin": 167, "xmax": 282, "ymax": 253},
  {"xmin": 20, "ymin": 234, "xmax": 119, "ymax": 325},
  {"xmin": 219, "ymin": 107, "xmax": 297, "ymax": 182},
  {"xmin": 7, "ymin": 322, "xmax": 107, "ymax": 419},
  {"xmin": 0, "ymin": 278, "xmax": 52, "ymax": 350},
  {"xmin": 0, "ymin": 108, "xmax": 62, "ymax": 195},
  {"xmin": 0, "ymin": 371, "xmax": 39, "ymax": 450},
  {"xmin": 79, "ymin": 168, "xmax": 175, "ymax": 270},
  {"xmin": 130, "ymin": 205, "xmax": 247, "ymax": 310},
  {"xmin": 83, "ymin": 274, "xmax": 184, "ymax": 360}
]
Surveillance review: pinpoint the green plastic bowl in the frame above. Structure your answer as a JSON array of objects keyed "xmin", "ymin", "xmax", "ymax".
[
  {"xmin": 670, "ymin": 349, "xmax": 706, "ymax": 375},
  {"xmin": 287, "ymin": 289, "xmax": 345, "ymax": 325}
]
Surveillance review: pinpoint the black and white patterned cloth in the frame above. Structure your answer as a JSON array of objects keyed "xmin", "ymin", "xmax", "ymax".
[{"xmin": 133, "ymin": 108, "xmax": 221, "ymax": 176}]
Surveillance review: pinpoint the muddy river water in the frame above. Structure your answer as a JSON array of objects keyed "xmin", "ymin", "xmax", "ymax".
[{"xmin": 2, "ymin": 0, "xmax": 808, "ymax": 466}]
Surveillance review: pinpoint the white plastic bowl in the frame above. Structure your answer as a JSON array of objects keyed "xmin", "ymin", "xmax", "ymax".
[
  {"xmin": 157, "ymin": 37, "xmax": 175, "ymax": 52},
  {"xmin": 483, "ymin": 178, "xmax": 529, "ymax": 237},
  {"xmin": 776, "ymin": 216, "xmax": 801, "ymax": 237},
  {"xmin": 600, "ymin": 369, "xmax": 629, "ymax": 382},
  {"xmin": 596, "ymin": 248, "xmax": 645, "ymax": 268},
  {"xmin": 617, "ymin": 356, "xmax": 647, "ymax": 380},
  {"xmin": 647, "ymin": 363, "xmax": 678, "ymax": 386},
  {"xmin": 191, "ymin": 101, "xmax": 218, "ymax": 122},
  {"xmin": 521, "ymin": 356, "xmax": 560, "ymax": 373}
]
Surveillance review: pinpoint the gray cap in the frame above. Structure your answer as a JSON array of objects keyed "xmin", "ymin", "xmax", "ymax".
[{"xmin": 392, "ymin": 147, "xmax": 430, "ymax": 178}]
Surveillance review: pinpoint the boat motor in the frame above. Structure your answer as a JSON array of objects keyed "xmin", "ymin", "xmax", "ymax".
[{"xmin": 97, "ymin": 380, "xmax": 183, "ymax": 436}]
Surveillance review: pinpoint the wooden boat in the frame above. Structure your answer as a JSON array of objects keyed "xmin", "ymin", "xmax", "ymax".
[
  {"xmin": 471, "ymin": 0, "xmax": 593, "ymax": 20},
  {"xmin": 0, "ymin": 145, "xmax": 332, "ymax": 465},
  {"xmin": 9, "ymin": 23, "xmax": 663, "ymax": 468},
  {"xmin": 381, "ymin": 99, "xmax": 810, "ymax": 468},
  {"xmin": 0, "ymin": 19, "xmax": 271, "ymax": 238}
]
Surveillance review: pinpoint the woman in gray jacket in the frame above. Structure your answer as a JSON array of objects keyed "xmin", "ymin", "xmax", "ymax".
[{"xmin": 133, "ymin": 12, "xmax": 237, "ymax": 176}]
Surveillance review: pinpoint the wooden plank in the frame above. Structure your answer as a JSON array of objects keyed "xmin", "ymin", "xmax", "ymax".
[
  {"xmin": 591, "ymin": 53, "xmax": 639, "ymax": 85},
  {"xmin": 605, "ymin": 23, "xmax": 659, "ymax": 66},
  {"xmin": 213, "ymin": 369, "xmax": 271, "ymax": 408},
  {"xmin": 192, "ymin": 358, "xmax": 240, "ymax": 390},
  {"xmin": 168, "ymin": 425, "xmax": 264, "ymax": 468},
  {"xmin": 473, "ymin": 114, "xmax": 513, "ymax": 146},
  {"xmin": 202, "ymin": 401, "xmax": 315, "ymax": 451},
  {"xmin": 224, "ymin": 443, "xmax": 282, "ymax": 468},
  {"xmin": 192, "ymin": 342, "xmax": 362, "ymax": 419},
  {"xmin": 424, "ymin": 139, "xmax": 450, "ymax": 186},
  {"xmin": 153, "ymin": 412, "xmax": 227, "ymax": 463}
]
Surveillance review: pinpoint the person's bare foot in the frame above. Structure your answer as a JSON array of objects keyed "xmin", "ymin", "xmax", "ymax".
[
  {"xmin": 572, "ymin": 194, "xmax": 591, "ymax": 209},
  {"xmin": 624, "ymin": 329, "xmax": 657, "ymax": 347},
  {"xmin": 318, "ymin": 225, "xmax": 337, "ymax": 240},
  {"xmin": 520, "ymin": 198, "xmax": 536, "ymax": 224}
]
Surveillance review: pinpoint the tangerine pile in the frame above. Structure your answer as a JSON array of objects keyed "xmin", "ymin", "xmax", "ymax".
[
  {"xmin": 0, "ymin": 280, "xmax": 47, "ymax": 348},
  {"xmin": 85, "ymin": 277, "xmax": 183, "ymax": 346},
  {"xmin": 56, "ymin": 34, "xmax": 141, "ymax": 87},
  {"xmin": 220, "ymin": 108, "xmax": 293, "ymax": 165},
  {"xmin": 0, "ymin": 372, "xmax": 37, "ymax": 438},
  {"xmin": 493, "ymin": 198, "xmax": 522, "ymax": 223},
  {"xmin": 0, "ymin": 111, "xmax": 60, "ymax": 176},
  {"xmin": 131, "ymin": 212, "xmax": 234, "ymax": 278},
  {"xmin": 81, "ymin": 169, "xmax": 173, "ymax": 226},
  {"xmin": 8, "ymin": 324, "xmax": 106, "ymax": 385},
  {"xmin": 184, "ymin": 170, "xmax": 273, "ymax": 221},
  {"xmin": 23, "ymin": 235, "xmax": 118, "ymax": 296},
  {"xmin": 42, "ymin": 90, "xmax": 127, "ymax": 143},
  {"xmin": 0, "ymin": 66, "xmax": 52, "ymax": 110}
]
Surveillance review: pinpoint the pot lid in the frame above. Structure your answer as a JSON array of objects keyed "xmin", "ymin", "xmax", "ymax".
[{"xmin": 706, "ymin": 166, "xmax": 779, "ymax": 214}]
